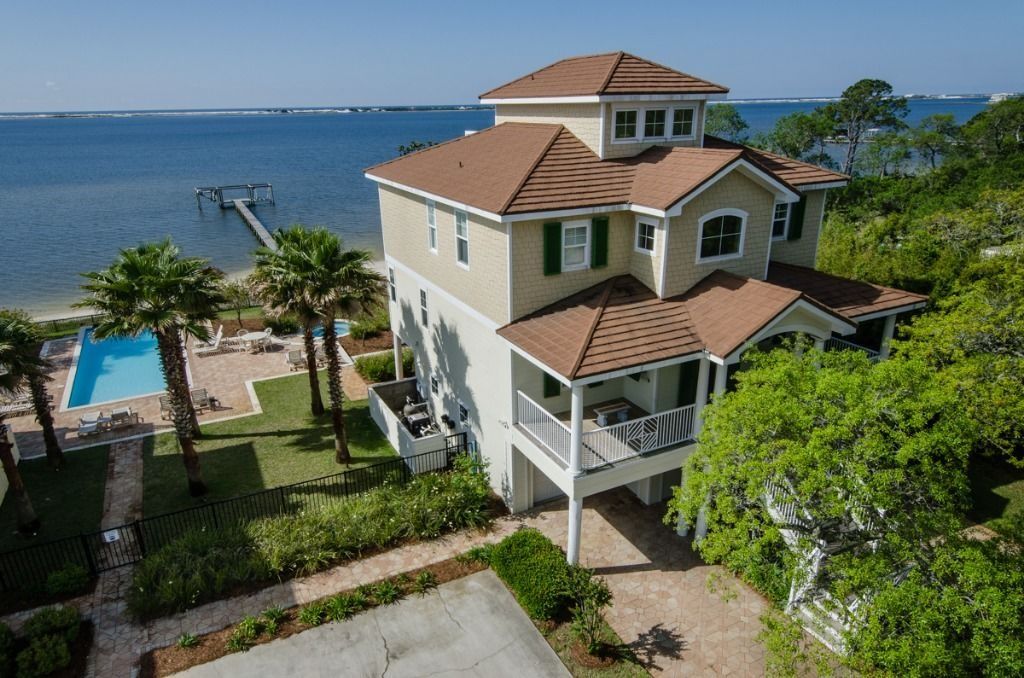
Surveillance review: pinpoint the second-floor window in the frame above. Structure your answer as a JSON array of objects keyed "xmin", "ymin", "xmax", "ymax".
[
  {"xmin": 419, "ymin": 289, "xmax": 428, "ymax": 326},
  {"xmin": 455, "ymin": 210, "xmax": 469, "ymax": 267},
  {"xmin": 426, "ymin": 200, "xmax": 437, "ymax": 252},
  {"xmin": 562, "ymin": 222, "xmax": 590, "ymax": 271},
  {"xmin": 614, "ymin": 109, "xmax": 638, "ymax": 141},
  {"xmin": 772, "ymin": 202, "xmax": 790, "ymax": 239},
  {"xmin": 635, "ymin": 219, "xmax": 656, "ymax": 254},
  {"xmin": 643, "ymin": 109, "xmax": 667, "ymax": 139},
  {"xmin": 388, "ymin": 267, "xmax": 396, "ymax": 302},
  {"xmin": 672, "ymin": 107, "xmax": 695, "ymax": 138},
  {"xmin": 698, "ymin": 209, "xmax": 746, "ymax": 261}
]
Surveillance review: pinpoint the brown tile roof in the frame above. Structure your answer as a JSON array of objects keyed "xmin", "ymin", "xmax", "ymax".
[
  {"xmin": 703, "ymin": 135, "xmax": 848, "ymax": 187},
  {"xmin": 367, "ymin": 124, "xmax": 754, "ymax": 216},
  {"xmin": 480, "ymin": 52, "xmax": 728, "ymax": 99},
  {"xmin": 497, "ymin": 271, "xmax": 855, "ymax": 380},
  {"xmin": 766, "ymin": 262, "xmax": 928, "ymax": 319}
]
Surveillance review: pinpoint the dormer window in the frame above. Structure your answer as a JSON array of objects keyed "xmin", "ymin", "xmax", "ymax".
[
  {"xmin": 614, "ymin": 109, "xmax": 638, "ymax": 141},
  {"xmin": 643, "ymin": 109, "xmax": 667, "ymax": 139},
  {"xmin": 697, "ymin": 209, "xmax": 747, "ymax": 262},
  {"xmin": 671, "ymin": 107, "xmax": 695, "ymax": 138}
]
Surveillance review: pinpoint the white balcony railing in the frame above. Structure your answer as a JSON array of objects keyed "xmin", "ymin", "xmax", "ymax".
[
  {"xmin": 824, "ymin": 337, "xmax": 880, "ymax": 361},
  {"xmin": 515, "ymin": 391, "xmax": 695, "ymax": 471}
]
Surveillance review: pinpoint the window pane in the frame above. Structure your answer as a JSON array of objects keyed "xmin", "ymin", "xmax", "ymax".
[
  {"xmin": 720, "ymin": 233, "xmax": 740, "ymax": 255},
  {"xmin": 428, "ymin": 225, "xmax": 437, "ymax": 249},
  {"xmin": 427, "ymin": 202, "xmax": 435, "ymax": 226},
  {"xmin": 614, "ymin": 110, "xmax": 637, "ymax": 139},
  {"xmin": 564, "ymin": 245, "xmax": 586, "ymax": 267},
  {"xmin": 774, "ymin": 203, "xmax": 789, "ymax": 220},
  {"xmin": 700, "ymin": 237, "xmax": 719, "ymax": 259},
  {"xmin": 565, "ymin": 226, "xmax": 587, "ymax": 246},
  {"xmin": 772, "ymin": 219, "xmax": 786, "ymax": 237},
  {"xmin": 457, "ymin": 239, "xmax": 469, "ymax": 264},
  {"xmin": 722, "ymin": 216, "xmax": 743, "ymax": 236},
  {"xmin": 672, "ymin": 108, "xmax": 694, "ymax": 136},
  {"xmin": 703, "ymin": 216, "xmax": 723, "ymax": 238},
  {"xmin": 644, "ymin": 109, "xmax": 666, "ymax": 138}
]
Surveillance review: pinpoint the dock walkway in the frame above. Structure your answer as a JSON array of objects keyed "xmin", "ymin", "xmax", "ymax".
[{"xmin": 231, "ymin": 199, "xmax": 277, "ymax": 250}]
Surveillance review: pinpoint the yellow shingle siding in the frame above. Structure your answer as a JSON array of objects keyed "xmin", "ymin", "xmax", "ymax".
[
  {"xmin": 767, "ymin": 189, "xmax": 826, "ymax": 268},
  {"xmin": 378, "ymin": 185, "xmax": 508, "ymax": 324},
  {"xmin": 494, "ymin": 103, "xmax": 602, "ymax": 156},
  {"xmin": 663, "ymin": 171, "xmax": 775, "ymax": 297}
]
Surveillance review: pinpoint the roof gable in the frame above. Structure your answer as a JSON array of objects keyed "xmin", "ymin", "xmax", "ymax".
[
  {"xmin": 703, "ymin": 135, "xmax": 848, "ymax": 187},
  {"xmin": 480, "ymin": 52, "xmax": 728, "ymax": 100}
]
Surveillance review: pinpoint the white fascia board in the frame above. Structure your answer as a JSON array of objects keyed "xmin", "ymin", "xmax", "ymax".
[
  {"xmin": 664, "ymin": 159, "xmax": 801, "ymax": 217},
  {"xmin": 796, "ymin": 180, "xmax": 848, "ymax": 192},
  {"xmin": 506, "ymin": 342, "xmax": 573, "ymax": 387},
  {"xmin": 719, "ymin": 299, "xmax": 858, "ymax": 363},
  {"xmin": 481, "ymin": 93, "xmax": 723, "ymax": 105},
  {"xmin": 571, "ymin": 351, "xmax": 704, "ymax": 387},
  {"xmin": 480, "ymin": 96, "xmax": 602, "ymax": 105},
  {"xmin": 365, "ymin": 173, "xmax": 505, "ymax": 223},
  {"xmin": 851, "ymin": 302, "xmax": 927, "ymax": 323},
  {"xmin": 501, "ymin": 203, "xmax": 666, "ymax": 223}
]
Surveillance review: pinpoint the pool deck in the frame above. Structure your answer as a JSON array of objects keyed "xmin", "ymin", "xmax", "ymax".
[{"xmin": 6, "ymin": 335, "xmax": 369, "ymax": 460}]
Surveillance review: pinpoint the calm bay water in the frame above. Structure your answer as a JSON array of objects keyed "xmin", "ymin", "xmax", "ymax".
[{"xmin": 0, "ymin": 99, "xmax": 990, "ymax": 317}]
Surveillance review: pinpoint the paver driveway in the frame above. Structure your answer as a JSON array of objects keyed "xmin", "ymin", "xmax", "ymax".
[{"xmin": 173, "ymin": 570, "xmax": 569, "ymax": 677}]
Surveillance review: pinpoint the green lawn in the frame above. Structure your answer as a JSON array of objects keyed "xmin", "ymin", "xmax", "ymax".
[
  {"xmin": 968, "ymin": 456, "xmax": 1024, "ymax": 531},
  {"xmin": 143, "ymin": 371, "xmax": 395, "ymax": 516},
  {"xmin": 0, "ymin": 446, "xmax": 109, "ymax": 551}
]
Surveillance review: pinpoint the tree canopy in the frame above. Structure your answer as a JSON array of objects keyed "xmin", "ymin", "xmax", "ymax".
[{"xmin": 704, "ymin": 103, "xmax": 748, "ymax": 141}]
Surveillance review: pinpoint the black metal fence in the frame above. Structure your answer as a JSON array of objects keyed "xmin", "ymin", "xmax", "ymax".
[{"xmin": 0, "ymin": 433, "xmax": 468, "ymax": 593}]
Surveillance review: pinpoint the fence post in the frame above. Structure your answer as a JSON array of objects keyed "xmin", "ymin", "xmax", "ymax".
[
  {"xmin": 278, "ymin": 486, "xmax": 287, "ymax": 513},
  {"xmin": 132, "ymin": 520, "xmax": 147, "ymax": 558},
  {"xmin": 80, "ymin": 534, "xmax": 98, "ymax": 578},
  {"xmin": 210, "ymin": 503, "xmax": 220, "ymax": 529}
]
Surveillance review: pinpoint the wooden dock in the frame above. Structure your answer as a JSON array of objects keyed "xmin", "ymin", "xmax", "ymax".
[{"xmin": 231, "ymin": 200, "xmax": 277, "ymax": 250}]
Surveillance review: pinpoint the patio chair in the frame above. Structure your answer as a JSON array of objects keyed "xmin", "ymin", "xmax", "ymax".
[
  {"xmin": 0, "ymin": 401, "xmax": 34, "ymax": 418},
  {"xmin": 109, "ymin": 406, "xmax": 141, "ymax": 429},
  {"xmin": 190, "ymin": 388, "xmax": 219, "ymax": 412},
  {"xmin": 159, "ymin": 395, "xmax": 173, "ymax": 420},
  {"xmin": 314, "ymin": 346, "xmax": 329, "ymax": 367},
  {"xmin": 194, "ymin": 328, "xmax": 224, "ymax": 357},
  {"xmin": 78, "ymin": 411, "xmax": 109, "ymax": 437},
  {"xmin": 194, "ymin": 324, "xmax": 222, "ymax": 349},
  {"xmin": 286, "ymin": 349, "xmax": 305, "ymax": 371}
]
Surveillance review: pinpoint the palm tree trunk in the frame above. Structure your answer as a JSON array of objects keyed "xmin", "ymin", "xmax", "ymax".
[
  {"xmin": 303, "ymin": 325, "xmax": 325, "ymax": 416},
  {"xmin": 322, "ymin": 316, "xmax": 350, "ymax": 465},
  {"xmin": 156, "ymin": 331, "xmax": 207, "ymax": 496},
  {"xmin": 28, "ymin": 376, "xmax": 63, "ymax": 470},
  {"xmin": 178, "ymin": 339, "xmax": 201, "ymax": 437},
  {"xmin": 0, "ymin": 427, "xmax": 39, "ymax": 535}
]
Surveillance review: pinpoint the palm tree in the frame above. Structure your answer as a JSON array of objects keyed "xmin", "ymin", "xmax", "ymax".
[
  {"xmin": 0, "ymin": 315, "xmax": 43, "ymax": 534},
  {"xmin": 0, "ymin": 310, "xmax": 63, "ymax": 470},
  {"xmin": 251, "ymin": 228, "xmax": 326, "ymax": 416},
  {"xmin": 79, "ymin": 240, "xmax": 224, "ymax": 496}
]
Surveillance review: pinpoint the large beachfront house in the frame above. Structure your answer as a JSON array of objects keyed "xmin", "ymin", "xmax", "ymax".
[{"xmin": 364, "ymin": 52, "xmax": 926, "ymax": 564}]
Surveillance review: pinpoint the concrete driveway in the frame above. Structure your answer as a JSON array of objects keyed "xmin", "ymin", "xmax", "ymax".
[{"xmin": 174, "ymin": 570, "xmax": 569, "ymax": 677}]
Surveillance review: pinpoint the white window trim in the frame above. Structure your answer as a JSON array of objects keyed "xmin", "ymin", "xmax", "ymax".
[
  {"xmin": 388, "ymin": 266, "xmax": 396, "ymax": 302},
  {"xmin": 419, "ymin": 288, "xmax": 428, "ymax": 326},
  {"xmin": 561, "ymin": 220, "xmax": 591, "ymax": 272},
  {"xmin": 430, "ymin": 375, "xmax": 440, "ymax": 395},
  {"xmin": 696, "ymin": 208, "xmax": 748, "ymax": 264},
  {"xmin": 612, "ymin": 108, "xmax": 640, "ymax": 143},
  {"xmin": 458, "ymin": 400, "xmax": 469, "ymax": 425},
  {"xmin": 771, "ymin": 201, "xmax": 790, "ymax": 241},
  {"xmin": 454, "ymin": 210, "xmax": 470, "ymax": 269},
  {"xmin": 613, "ymin": 104, "xmax": 698, "ymax": 144},
  {"xmin": 669, "ymin": 105, "xmax": 698, "ymax": 140},
  {"xmin": 634, "ymin": 217, "xmax": 657, "ymax": 256},
  {"xmin": 426, "ymin": 199, "xmax": 438, "ymax": 253}
]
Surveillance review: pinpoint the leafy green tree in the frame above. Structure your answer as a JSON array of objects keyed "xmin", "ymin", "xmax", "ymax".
[
  {"xmin": 220, "ymin": 278, "xmax": 253, "ymax": 329},
  {"xmin": 850, "ymin": 511, "xmax": 1024, "ymax": 677},
  {"xmin": 79, "ymin": 240, "xmax": 224, "ymax": 496},
  {"xmin": 397, "ymin": 140, "xmax": 436, "ymax": 156},
  {"xmin": 824, "ymin": 79, "xmax": 908, "ymax": 175},
  {"xmin": 665, "ymin": 347, "xmax": 973, "ymax": 606},
  {"xmin": 0, "ymin": 318, "xmax": 43, "ymax": 534},
  {"xmin": 762, "ymin": 109, "xmax": 835, "ymax": 167},
  {"xmin": 705, "ymin": 103, "xmax": 749, "ymax": 141},
  {"xmin": 908, "ymin": 113, "xmax": 959, "ymax": 169},
  {"xmin": 961, "ymin": 97, "xmax": 1024, "ymax": 157},
  {"xmin": 857, "ymin": 130, "xmax": 911, "ymax": 177},
  {"xmin": 0, "ymin": 310, "xmax": 63, "ymax": 469}
]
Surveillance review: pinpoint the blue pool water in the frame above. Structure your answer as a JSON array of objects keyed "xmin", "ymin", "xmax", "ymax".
[
  {"xmin": 67, "ymin": 329, "xmax": 167, "ymax": 408},
  {"xmin": 311, "ymin": 320, "xmax": 351, "ymax": 339}
]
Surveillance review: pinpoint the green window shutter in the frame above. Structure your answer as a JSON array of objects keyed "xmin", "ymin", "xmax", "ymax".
[
  {"xmin": 543, "ymin": 222, "xmax": 562, "ymax": 276},
  {"xmin": 542, "ymin": 372, "xmax": 560, "ymax": 398},
  {"xmin": 591, "ymin": 217, "xmax": 609, "ymax": 268},
  {"xmin": 787, "ymin": 196, "xmax": 807, "ymax": 241}
]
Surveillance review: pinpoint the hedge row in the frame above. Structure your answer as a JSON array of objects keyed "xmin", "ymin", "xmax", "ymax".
[{"xmin": 354, "ymin": 348, "xmax": 414, "ymax": 383}]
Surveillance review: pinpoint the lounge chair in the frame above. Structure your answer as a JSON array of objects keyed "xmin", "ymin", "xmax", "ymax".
[
  {"xmin": 286, "ymin": 349, "xmax": 305, "ymax": 371},
  {"xmin": 109, "ymin": 406, "xmax": 142, "ymax": 429},
  {"xmin": 194, "ymin": 327, "xmax": 224, "ymax": 357},
  {"xmin": 78, "ymin": 411, "xmax": 109, "ymax": 437},
  {"xmin": 0, "ymin": 401, "xmax": 33, "ymax": 418},
  {"xmin": 194, "ymin": 324, "xmax": 222, "ymax": 349},
  {"xmin": 190, "ymin": 388, "xmax": 219, "ymax": 412}
]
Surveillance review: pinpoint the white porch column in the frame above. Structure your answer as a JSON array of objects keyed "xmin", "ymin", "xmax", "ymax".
[
  {"xmin": 713, "ymin": 361, "xmax": 728, "ymax": 397},
  {"xmin": 813, "ymin": 337, "xmax": 826, "ymax": 353},
  {"xmin": 569, "ymin": 385, "xmax": 584, "ymax": 476},
  {"xmin": 879, "ymin": 314, "xmax": 897, "ymax": 360},
  {"xmin": 567, "ymin": 496, "xmax": 583, "ymax": 565},
  {"xmin": 695, "ymin": 505, "xmax": 709, "ymax": 541},
  {"xmin": 692, "ymin": 356, "xmax": 711, "ymax": 437},
  {"xmin": 392, "ymin": 333, "xmax": 404, "ymax": 380}
]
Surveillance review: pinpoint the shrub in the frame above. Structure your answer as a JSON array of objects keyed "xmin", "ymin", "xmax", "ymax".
[
  {"xmin": 176, "ymin": 632, "xmax": 199, "ymax": 649},
  {"xmin": 23, "ymin": 606, "xmax": 80, "ymax": 644},
  {"xmin": 567, "ymin": 566, "xmax": 613, "ymax": 655},
  {"xmin": 0, "ymin": 622, "xmax": 14, "ymax": 674},
  {"xmin": 325, "ymin": 594, "xmax": 362, "ymax": 622},
  {"xmin": 491, "ymin": 529, "xmax": 571, "ymax": 620},
  {"xmin": 44, "ymin": 563, "xmax": 90, "ymax": 598},
  {"xmin": 129, "ymin": 457, "xmax": 491, "ymax": 619},
  {"xmin": 298, "ymin": 602, "xmax": 327, "ymax": 627},
  {"xmin": 349, "ymin": 308, "xmax": 390, "ymax": 340},
  {"xmin": 15, "ymin": 634, "xmax": 71, "ymax": 677},
  {"xmin": 457, "ymin": 544, "xmax": 494, "ymax": 565},
  {"xmin": 354, "ymin": 348, "xmax": 414, "ymax": 383},
  {"xmin": 373, "ymin": 580, "xmax": 403, "ymax": 605},
  {"xmin": 261, "ymin": 606, "xmax": 286, "ymax": 623},
  {"xmin": 412, "ymin": 571, "xmax": 438, "ymax": 595},
  {"xmin": 263, "ymin": 314, "xmax": 300, "ymax": 335}
]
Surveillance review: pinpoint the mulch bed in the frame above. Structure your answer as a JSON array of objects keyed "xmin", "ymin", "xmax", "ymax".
[
  {"xmin": 340, "ymin": 330, "xmax": 394, "ymax": 356},
  {"xmin": 139, "ymin": 556, "xmax": 486, "ymax": 677},
  {"xmin": 0, "ymin": 580, "xmax": 98, "ymax": 618}
]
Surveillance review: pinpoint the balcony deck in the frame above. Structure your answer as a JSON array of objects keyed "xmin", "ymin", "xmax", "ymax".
[{"xmin": 553, "ymin": 398, "xmax": 651, "ymax": 432}]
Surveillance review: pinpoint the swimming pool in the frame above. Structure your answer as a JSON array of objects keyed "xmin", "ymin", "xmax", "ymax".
[
  {"xmin": 65, "ymin": 328, "xmax": 168, "ymax": 409},
  {"xmin": 311, "ymin": 320, "xmax": 351, "ymax": 339}
]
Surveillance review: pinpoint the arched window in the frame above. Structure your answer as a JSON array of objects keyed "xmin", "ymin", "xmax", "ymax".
[{"xmin": 697, "ymin": 209, "xmax": 747, "ymax": 261}]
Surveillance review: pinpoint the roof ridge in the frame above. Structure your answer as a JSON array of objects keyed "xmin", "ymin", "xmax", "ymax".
[
  {"xmin": 497, "ymin": 125, "xmax": 567, "ymax": 214},
  {"xmin": 479, "ymin": 53, "xmax": 619, "ymax": 99},
  {"xmin": 568, "ymin": 277, "xmax": 618, "ymax": 379},
  {"xmin": 619, "ymin": 53, "xmax": 731, "ymax": 92},
  {"xmin": 596, "ymin": 51, "xmax": 625, "ymax": 94}
]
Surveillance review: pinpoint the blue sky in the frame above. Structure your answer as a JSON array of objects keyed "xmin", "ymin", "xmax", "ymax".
[{"xmin": 1, "ymin": 0, "xmax": 1021, "ymax": 112}]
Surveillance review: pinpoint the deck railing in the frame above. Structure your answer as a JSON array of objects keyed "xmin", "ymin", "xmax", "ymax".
[
  {"xmin": 515, "ymin": 391, "xmax": 695, "ymax": 470},
  {"xmin": 516, "ymin": 391, "xmax": 571, "ymax": 465},
  {"xmin": 824, "ymin": 337, "xmax": 881, "ymax": 361}
]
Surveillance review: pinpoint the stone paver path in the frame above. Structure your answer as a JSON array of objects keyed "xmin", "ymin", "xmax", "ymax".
[{"xmin": 101, "ymin": 439, "xmax": 144, "ymax": 528}]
